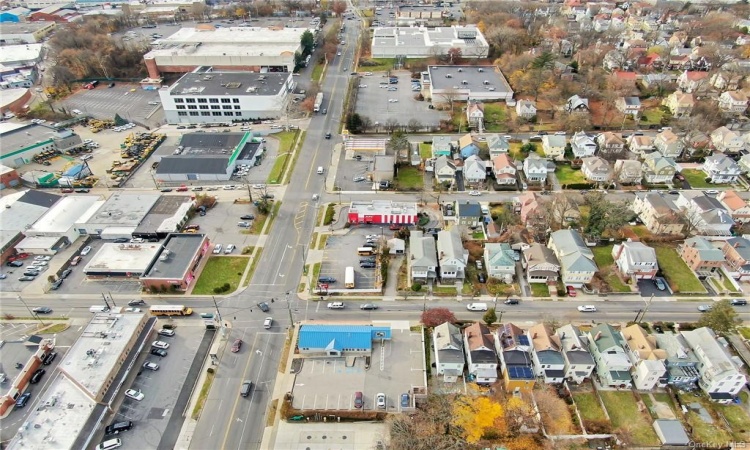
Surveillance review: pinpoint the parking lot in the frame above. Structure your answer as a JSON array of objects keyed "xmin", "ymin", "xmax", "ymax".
[
  {"xmin": 59, "ymin": 85, "xmax": 163, "ymax": 128},
  {"xmin": 334, "ymin": 155, "xmax": 373, "ymax": 191},
  {"xmin": 353, "ymin": 72, "xmax": 444, "ymax": 129},
  {"xmin": 184, "ymin": 199, "xmax": 263, "ymax": 252},
  {"xmin": 291, "ymin": 321, "xmax": 423, "ymax": 412},
  {"xmin": 107, "ymin": 321, "xmax": 208, "ymax": 450},
  {"xmin": 319, "ymin": 228, "xmax": 385, "ymax": 292}
]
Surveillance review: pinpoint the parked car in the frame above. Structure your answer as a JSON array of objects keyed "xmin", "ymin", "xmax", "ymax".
[
  {"xmin": 80, "ymin": 246, "xmax": 92, "ymax": 256},
  {"xmin": 231, "ymin": 339, "xmax": 242, "ymax": 353},
  {"xmin": 50, "ymin": 279, "xmax": 63, "ymax": 290},
  {"xmin": 15, "ymin": 392, "xmax": 31, "ymax": 408},
  {"xmin": 29, "ymin": 368, "xmax": 46, "ymax": 384},
  {"xmin": 731, "ymin": 299, "xmax": 748, "ymax": 306},
  {"xmin": 400, "ymin": 393, "xmax": 410, "ymax": 408},
  {"xmin": 566, "ymin": 286, "xmax": 577, "ymax": 297},
  {"xmin": 240, "ymin": 215, "xmax": 255, "ymax": 220},
  {"xmin": 19, "ymin": 276, "xmax": 36, "ymax": 281},
  {"xmin": 237, "ymin": 221, "xmax": 251, "ymax": 228},
  {"xmin": 150, "ymin": 348, "xmax": 167, "ymax": 357},
  {"xmin": 654, "ymin": 278, "xmax": 667, "ymax": 291},
  {"xmin": 105, "ymin": 421, "xmax": 134, "ymax": 435},
  {"xmin": 70, "ymin": 256, "xmax": 82, "ymax": 266},
  {"xmin": 157, "ymin": 328, "xmax": 175, "ymax": 337},
  {"xmin": 212, "ymin": 244, "xmax": 223, "ymax": 254},
  {"xmin": 151, "ymin": 341, "xmax": 170, "ymax": 349},
  {"xmin": 124, "ymin": 389, "xmax": 145, "ymax": 401},
  {"xmin": 143, "ymin": 361, "xmax": 159, "ymax": 371},
  {"xmin": 354, "ymin": 391, "xmax": 363, "ymax": 408},
  {"xmin": 42, "ymin": 351, "xmax": 57, "ymax": 365},
  {"xmin": 477, "ymin": 273, "xmax": 487, "ymax": 283},
  {"xmin": 224, "ymin": 244, "xmax": 236, "ymax": 254},
  {"xmin": 318, "ymin": 276, "xmax": 336, "ymax": 283},
  {"xmin": 376, "ymin": 393, "xmax": 386, "ymax": 409}
]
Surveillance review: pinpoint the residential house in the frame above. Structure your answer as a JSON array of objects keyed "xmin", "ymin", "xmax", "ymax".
[
  {"xmin": 463, "ymin": 155, "xmax": 487, "ymax": 186},
  {"xmin": 432, "ymin": 136, "xmax": 453, "ymax": 157},
  {"xmin": 677, "ymin": 70, "xmax": 710, "ymax": 93},
  {"xmin": 433, "ymin": 322, "xmax": 465, "ymax": 382},
  {"xmin": 492, "ymin": 154, "xmax": 517, "ymax": 185},
  {"xmin": 654, "ymin": 130, "xmax": 685, "ymax": 159},
  {"xmin": 710, "ymin": 127, "xmax": 744, "ymax": 154},
  {"xmin": 680, "ymin": 236, "xmax": 726, "ymax": 273},
  {"xmin": 603, "ymin": 49, "xmax": 625, "ymax": 71},
  {"xmin": 627, "ymin": 135, "xmax": 655, "ymax": 155},
  {"xmin": 484, "ymin": 243, "xmax": 516, "ymax": 283},
  {"xmin": 555, "ymin": 325, "xmax": 596, "ymax": 384},
  {"xmin": 487, "ymin": 134, "xmax": 510, "ymax": 157},
  {"xmin": 548, "ymin": 229, "xmax": 598, "ymax": 287},
  {"xmin": 565, "ymin": 95, "xmax": 589, "ymax": 113},
  {"xmin": 542, "ymin": 135, "xmax": 567, "ymax": 160},
  {"xmin": 612, "ymin": 241, "xmax": 659, "ymax": 280},
  {"xmin": 722, "ymin": 237, "xmax": 750, "ymax": 281},
  {"xmin": 522, "ymin": 157, "xmax": 549, "ymax": 183},
  {"xmin": 495, "ymin": 323, "xmax": 535, "ymax": 393},
  {"xmin": 739, "ymin": 154, "xmax": 750, "ymax": 174},
  {"xmin": 710, "ymin": 71, "xmax": 743, "ymax": 91},
  {"xmin": 616, "ymin": 96, "xmax": 642, "ymax": 116},
  {"xmin": 409, "ymin": 230, "xmax": 438, "ymax": 284},
  {"xmin": 718, "ymin": 91, "xmax": 748, "ymax": 115},
  {"xmin": 703, "ymin": 153, "xmax": 742, "ymax": 183},
  {"xmin": 581, "ymin": 156, "xmax": 612, "ymax": 183},
  {"xmin": 436, "ymin": 228, "xmax": 468, "ymax": 281},
  {"xmin": 642, "ymin": 153, "xmax": 680, "ymax": 184},
  {"xmin": 587, "ymin": 324, "xmax": 633, "ymax": 388},
  {"xmin": 528, "ymin": 323, "xmax": 566, "ymax": 384},
  {"xmin": 668, "ymin": 54, "xmax": 692, "ymax": 71},
  {"xmin": 596, "ymin": 132, "xmax": 626, "ymax": 155},
  {"xmin": 718, "ymin": 190, "xmax": 750, "ymax": 224},
  {"xmin": 663, "ymin": 91, "xmax": 695, "ymax": 117},
  {"xmin": 571, "ymin": 131, "xmax": 597, "ymax": 159},
  {"xmin": 515, "ymin": 192, "xmax": 542, "ymax": 224},
  {"xmin": 458, "ymin": 134, "xmax": 480, "ymax": 159},
  {"xmin": 675, "ymin": 191, "xmax": 735, "ymax": 236},
  {"xmin": 467, "ymin": 102, "xmax": 484, "ymax": 131},
  {"xmin": 516, "ymin": 100, "xmax": 537, "ymax": 119},
  {"xmin": 434, "ymin": 155, "xmax": 457, "ymax": 187},
  {"xmin": 613, "ymin": 159, "xmax": 643, "ymax": 185},
  {"xmin": 464, "ymin": 322, "xmax": 499, "ymax": 384},
  {"xmin": 455, "ymin": 201, "xmax": 483, "ymax": 227},
  {"xmin": 653, "ymin": 333, "xmax": 701, "ymax": 390},
  {"xmin": 632, "ymin": 192, "xmax": 685, "ymax": 236},
  {"xmin": 621, "ymin": 324, "xmax": 667, "ymax": 390},
  {"xmin": 683, "ymin": 130, "xmax": 710, "ymax": 156},
  {"xmin": 681, "ymin": 327, "xmax": 747, "ymax": 403},
  {"xmin": 522, "ymin": 243, "xmax": 560, "ymax": 284}
]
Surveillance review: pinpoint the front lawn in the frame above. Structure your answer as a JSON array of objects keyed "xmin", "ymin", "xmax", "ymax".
[
  {"xmin": 599, "ymin": 391, "xmax": 659, "ymax": 446},
  {"xmin": 529, "ymin": 283, "xmax": 550, "ymax": 297},
  {"xmin": 681, "ymin": 169, "xmax": 730, "ymax": 189},
  {"xmin": 555, "ymin": 165, "xmax": 587, "ymax": 185},
  {"xmin": 192, "ymin": 256, "xmax": 250, "ymax": 295},
  {"xmin": 654, "ymin": 246, "xmax": 706, "ymax": 293},
  {"xmin": 395, "ymin": 166, "xmax": 424, "ymax": 191},
  {"xmin": 591, "ymin": 245, "xmax": 631, "ymax": 293}
]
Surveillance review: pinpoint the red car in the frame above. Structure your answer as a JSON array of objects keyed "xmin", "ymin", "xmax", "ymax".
[
  {"xmin": 70, "ymin": 256, "xmax": 82, "ymax": 266},
  {"xmin": 231, "ymin": 339, "xmax": 242, "ymax": 353},
  {"xmin": 176, "ymin": 185, "xmax": 188, "ymax": 192},
  {"xmin": 566, "ymin": 286, "xmax": 577, "ymax": 297},
  {"xmin": 61, "ymin": 188, "xmax": 74, "ymax": 193},
  {"xmin": 389, "ymin": 224, "xmax": 401, "ymax": 230},
  {"xmin": 8, "ymin": 253, "xmax": 30, "ymax": 262}
]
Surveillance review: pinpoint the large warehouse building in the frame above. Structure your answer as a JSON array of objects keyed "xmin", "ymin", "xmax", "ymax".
[
  {"xmin": 143, "ymin": 25, "xmax": 311, "ymax": 79},
  {"xmin": 159, "ymin": 68, "xmax": 293, "ymax": 124},
  {"xmin": 422, "ymin": 65, "xmax": 514, "ymax": 103},
  {"xmin": 0, "ymin": 122, "xmax": 84, "ymax": 168},
  {"xmin": 371, "ymin": 26, "xmax": 488, "ymax": 59},
  {"xmin": 155, "ymin": 132, "xmax": 262, "ymax": 182}
]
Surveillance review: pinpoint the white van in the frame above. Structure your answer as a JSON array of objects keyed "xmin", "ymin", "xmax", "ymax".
[
  {"xmin": 317, "ymin": 166, "xmax": 324, "ymax": 175},
  {"xmin": 89, "ymin": 305, "xmax": 110, "ymax": 313},
  {"xmin": 96, "ymin": 438, "xmax": 122, "ymax": 450},
  {"xmin": 466, "ymin": 303, "xmax": 488, "ymax": 311}
]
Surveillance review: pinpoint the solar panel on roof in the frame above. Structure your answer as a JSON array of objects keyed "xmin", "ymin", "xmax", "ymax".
[
  {"xmin": 508, "ymin": 366, "xmax": 534, "ymax": 379},
  {"xmin": 518, "ymin": 335, "xmax": 530, "ymax": 346}
]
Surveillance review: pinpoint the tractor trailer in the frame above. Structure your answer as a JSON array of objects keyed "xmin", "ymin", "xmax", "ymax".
[{"xmin": 313, "ymin": 93, "xmax": 323, "ymax": 112}]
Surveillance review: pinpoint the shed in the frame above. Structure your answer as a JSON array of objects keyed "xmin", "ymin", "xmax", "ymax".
[{"xmin": 653, "ymin": 419, "xmax": 690, "ymax": 446}]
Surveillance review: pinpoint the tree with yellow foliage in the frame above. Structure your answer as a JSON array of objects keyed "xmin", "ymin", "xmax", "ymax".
[{"xmin": 452, "ymin": 396, "xmax": 504, "ymax": 444}]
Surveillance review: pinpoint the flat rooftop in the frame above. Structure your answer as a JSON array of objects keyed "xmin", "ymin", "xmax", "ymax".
[
  {"xmin": 1, "ymin": 123, "xmax": 56, "ymax": 156},
  {"xmin": 372, "ymin": 26, "xmax": 487, "ymax": 50},
  {"xmin": 167, "ymin": 71, "xmax": 289, "ymax": 97},
  {"xmin": 0, "ymin": 43, "xmax": 44, "ymax": 64},
  {"xmin": 0, "ymin": 190, "xmax": 59, "ymax": 232},
  {"xmin": 349, "ymin": 200, "xmax": 419, "ymax": 216},
  {"xmin": 179, "ymin": 132, "xmax": 248, "ymax": 155},
  {"xmin": 0, "ymin": 22, "xmax": 53, "ymax": 34},
  {"xmin": 6, "ymin": 377, "xmax": 96, "ymax": 450},
  {"xmin": 83, "ymin": 193, "xmax": 161, "ymax": 227},
  {"xmin": 83, "ymin": 242, "xmax": 161, "ymax": 274},
  {"xmin": 428, "ymin": 65, "xmax": 513, "ymax": 93},
  {"xmin": 58, "ymin": 312, "xmax": 147, "ymax": 400},
  {"xmin": 29, "ymin": 196, "xmax": 103, "ymax": 234},
  {"xmin": 134, "ymin": 195, "xmax": 193, "ymax": 234},
  {"xmin": 143, "ymin": 233, "xmax": 206, "ymax": 280}
]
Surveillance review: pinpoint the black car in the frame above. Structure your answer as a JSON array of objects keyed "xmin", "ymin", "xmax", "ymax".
[
  {"xmin": 257, "ymin": 302, "xmax": 270, "ymax": 312},
  {"xmin": 731, "ymin": 299, "xmax": 748, "ymax": 306},
  {"xmin": 60, "ymin": 268, "xmax": 72, "ymax": 279},
  {"xmin": 240, "ymin": 215, "xmax": 255, "ymax": 220},
  {"xmin": 43, "ymin": 351, "xmax": 57, "ymax": 365},
  {"xmin": 477, "ymin": 273, "xmax": 487, "ymax": 283},
  {"xmin": 7, "ymin": 260, "xmax": 23, "ymax": 267},
  {"xmin": 29, "ymin": 368, "xmax": 46, "ymax": 384},
  {"xmin": 187, "ymin": 125, "xmax": 197, "ymax": 129},
  {"xmin": 176, "ymin": 125, "xmax": 186, "ymax": 129},
  {"xmin": 113, "ymin": 238, "xmax": 129, "ymax": 243},
  {"xmin": 15, "ymin": 392, "xmax": 31, "ymax": 408},
  {"xmin": 150, "ymin": 348, "xmax": 168, "ymax": 357},
  {"xmin": 160, "ymin": 188, "xmax": 173, "ymax": 192},
  {"xmin": 504, "ymin": 298, "xmax": 520, "ymax": 305},
  {"xmin": 362, "ymin": 242, "xmax": 376, "ymax": 248},
  {"xmin": 318, "ymin": 276, "xmax": 336, "ymax": 283},
  {"xmin": 75, "ymin": 189, "xmax": 90, "ymax": 193},
  {"xmin": 360, "ymin": 257, "xmax": 376, "ymax": 263},
  {"xmin": 128, "ymin": 299, "xmax": 145, "ymax": 306},
  {"xmin": 50, "ymin": 279, "xmax": 63, "ymax": 290},
  {"xmin": 360, "ymin": 262, "xmax": 376, "ymax": 269},
  {"xmin": 22, "ymin": 271, "xmax": 39, "ymax": 277},
  {"xmin": 105, "ymin": 421, "xmax": 133, "ymax": 435},
  {"xmin": 33, "ymin": 307, "xmax": 52, "ymax": 314},
  {"xmin": 325, "ymin": 132, "xmax": 332, "ymax": 139}
]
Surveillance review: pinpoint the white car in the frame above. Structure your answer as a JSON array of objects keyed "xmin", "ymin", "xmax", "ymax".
[
  {"xmin": 468, "ymin": 191, "xmax": 481, "ymax": 196},
  {"xmin": 32, "ymin": 260, "xmax": 48, "ymax": 266},
  {"xmin": 124, "ymin": 389, "xmax": 144, "ymax": 401},
  {"xmin": 353, "ymin": 176, "xmax": 366, "ymax": 182},
  {"xmin": 224, "ymin": 244, "xmax": 235, "ymax": 254},
  {"xmin": 157, "ymin": 328, "xmax": 175, "ymax": 337},
  {"xmin": 143, "ymin": 361, "xmax": 159, "ymax": 371},
  {"xmin": 376, "ymin": 393, "xmax": 386, "ymax": 409},
  {"xmin": 124, "ymin": 307, "xmax": 141, "ymax": 313},
  {"xmin": 388, "ymin": 99, "xmax": 398, "ymax": 103},
  {"xmin": 327, "ymin": 302, "xmax": 345, "ymax": 309},
  {"xmin": 252, "ymin": 184, "xmax": 266, "ymax": 189},
  {"xmin": 577, "ymin": 305, "xmax": 597, "ymax": 312},
  {"xmin": 359, "ymin": 84, "xmax": 367, "ymax": 88},
  {"xmin": 80, "ymin": 246, "xmax": 92, "ymax": 256},
  {"xmin": 466, "ymin": 303, "xmax": 488, "ymax": 311},
  {"xmin": 337, "ymin": 52, "xmax": 341, "ymax": 56},
  {"xmin": 34, "ymin": 256, "xmax": 51, "ymax": 261},
  {"xmin": 151, "ymin": 340, "xmax": 170, "ymax": 349},
  {"xmin": 213, "ymin": 244, "xmax": 223, "ymax": 254}
]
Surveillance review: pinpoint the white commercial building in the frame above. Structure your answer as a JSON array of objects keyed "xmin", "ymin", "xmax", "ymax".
[
  {"xmin": 77, "ymin": 192, "xmax": 161, "ymax": 238},
  {"xmin": 0, "ymin": 43, "xmax": 44, "ymax": 67},
  {"xmin": 16, "ymin": 195, "xmax": 102, "ymax": 254},
  {"xmin": 422, "ymin": 65, "xmax": 514, "ymax": 104},
  {"xmin": 371, "ymin": 26, "xmax": 489, "ymax": 59},
  {"xmin": 159, "ymin": 69, "xmax": 293, "ymax": 124},
  {"xmin": 143, "ymin": 26, "xmax": 311, "ymax": 79},
  {"xmin": 0, "ymin": 189, "xmax": 60, "ymax": 255}
]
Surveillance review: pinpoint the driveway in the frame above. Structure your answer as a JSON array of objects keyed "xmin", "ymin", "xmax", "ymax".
[{"xmin": 637, "ymin": 277, "xmax": 671, "ymax": 297}]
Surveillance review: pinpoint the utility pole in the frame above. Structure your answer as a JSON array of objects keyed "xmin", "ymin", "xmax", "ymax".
[
  {"xmin": 285, "ymin": 291, "xmax": 294, "ymax": 325},
  {"xmin": 102, "ymin": 293, "xmax": 111, "ymax": 310},
  {"xmin": 211, "ymin": 296, "xmax": 223, "ymax": 324},
  {"xmin": 18, "ymin": 295, "xmax": 45, "ymax": 326},
  {"xmin": 639, "ymin": 294, "xmax": 655, "ymax": 323}
]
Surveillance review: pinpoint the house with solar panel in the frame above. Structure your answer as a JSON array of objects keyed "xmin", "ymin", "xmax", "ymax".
[
  {"xmin": 463, "ymin": 322, "xmax": 498, "ymax": 384},
  {"xmin": 495, "ymin": 323, "xmax": 535, "ymax": 393},
  {"xmin": 432, "ymin": 322, "xmax": 465, "ymax": 382},
  {"xmin": 297, "ymin": 324, "xmax": 392, "ymax": 357},
  {"xmin": 586, "ymin": 324, "xmax": 633, "ymax": 388}
]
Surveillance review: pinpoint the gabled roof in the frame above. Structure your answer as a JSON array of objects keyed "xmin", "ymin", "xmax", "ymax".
[
  {"xmin": 556, "ymin": 324, "xmax": 594, "ymax": 364},
  {"xmin": 589, "ymin": 323, "xmax": 626, "ymax": 353},
  {"xmin": 458, "ymin": 133, "xmax": 474, "ymax": 150},
  {"xmin": 436, "ymin": 228, "xmax": 465, "ymax": 263},
  {"xmin": 487, "ymin": 134, "xmax": 510, "ymax": 151},
  {"xmin": 409, "ymin": 230, "xmax": 437, "ymax": 267},
  {"xmin": 434, "ymin": 322, "xmax": 465, "ymax": 364},
  {"xmin": 725, "ymin": 237, "xmax": 750, "ymax": 260},
  {"xmin": 524, "ymin": 156, "xmax": 548, "ymax": 172},
  {"xmin": 529, "ymin": 323, "xmax": 561, "ymax": 352},
  {"xmin": 549, "ymin": 229, "xmax": 598, "ymax": 273},
  {"xmin": 656, "ymin": 129, "xmax": 680, "ymax": 144},
  {"xmin": 492, "ymin": 154, "xmax": 514, "ymax": 171},
  {"xmin": 636, "ymin": 192, "xmax": 681, "ymax": 218},
  {"xmin": 465, "ymin": 322, "xmax": 497, "ymax": 364},
  {"xmin": 523, "ymin": 243, "xmax": 560, "ymax": 268},
  {"xmin": 681, "ymin": 327, "xmax": 740, "ymax": 378},
  {"xmin": 705, "ymin": 154, "xmax": 741, "ymax": 172},
  {"xmin": 598, "ymin": 131, "xmax": 625, "ymax": 145},
  {"xmin": 543, "ymin": 135, "xmax": 567, "ymax": 148},
  {"xmin": 434, "ymin": 155, "xmax": 456, "ymax": 172},
  {"xmin": 720, "ymin": 190, "xmax": 748, "ymax": 211},
  {"xmin": 615, "ymin": 241, "xmax": 657, "ymax": 265},
  {"xmin": 464, "ymin": 154, "xmax": 486, "ymax": 174},
  {"xmin": 582, "ymin": 156, "xmax": 611, "ymax": 174},
  {"xmin": 497, "ymin": 323, "xmax": 529, "ymax": 350},
  {"xmin": 622, "ymin": 324, "xmax": 667, "ymax": 360}
]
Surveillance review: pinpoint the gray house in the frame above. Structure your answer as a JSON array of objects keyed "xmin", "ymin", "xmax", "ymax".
[
  {"xmin": 432, "ymin": 135, "xmax": 453, "ymax": 157},
  {"xmin": 456, "ymin": 201, "xmax": 483, "ymax": 227},
  {"xmin": 548, "ymin": 229, "xmax": 598, "ymax": 287},
  {"xmin": 437, "ymin": 228, "xmax": 468, "ymax": 281},
  {"xmin": 556, "ymin": 324, "xmax": 595, "ymax": 384},
  {"xmin": 487, "ymin": 134, "xmax": 510, "ymax": 157},
  {"xmin": 653, "ymin": 333, "xmax": 700, "ymax": 389},
  {"xmin": 409, "ymin": 230, "xmax": 438, "ymax": 284},
  {"xmin": 433, "ymin": 322, "xmax": 465, "ymax": 382}
]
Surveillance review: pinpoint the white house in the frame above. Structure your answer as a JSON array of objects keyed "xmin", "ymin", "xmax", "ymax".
[
  {"xmin": 621, "ymin": 324, "xmax": 667, "ymax": 391},
  {"xmin": 676, "ymin": 191, "xmax": 735, "ymax": 236},
  {"xmin": 463, "ymin": 155, "xmax": 487, "ymax": 185},
  {"xmin": 642, "ymin": 153, "xmax": 680, "ymax": 184},
  {"xmin": 627, "ymin": 135, "xmax": 655, "ymax": 155},
  {"xmin": 570, "ymin": 131, "xmax": 597, "ymax": 159},
  {"xmin": 464, "ymin": 322, "xmax": 499, "ymax": 384},
  {"xmin": 484, "ymin": 243, "xmax": 515, "ymax": 283},
  {"xmin": 434, "ymin": 155, "xmax": 457, "ymax": 186},
  {"xmin": 528, "ymin": 323, "xmax": 566, "ymax": 384},
  {"xmin": 409, "ymin": 230, "xmax": 438, "ymax": 284},
  {"xmin": 466, "ymin": 102, "xmax": 485, "ymax": 131},
  {"xmin": 487, "ymin": 134, "xmax": 510, "ymax": 157},
  {"xmin": 587, "ymin": 324, "xmax": 633, "ymax": 388},
  {"xmin": 556, "ymin": 324, "xmax": 595, "ymax": 384},
  {"xmin": 433, "ymin": 322, "xmax": 466, "ymax": 382},
  {"xmin": 581, "ymin": 156, "xmax": 612, "ymax": 183},
  {"xmin": 613, "ymin": 159, "xmax": 643, "ymax": 185},
  {"xmin": 654, "ymin": 130, "xmax": 685, "ymax": 158},
  {"xmin": 703, "ymin": 153, "xmax": 742, "ymax": 184},
  {"xmin": 710, "ymin": 127, "xmax": 744, "ymax": 153},
  {"xmin": 437, "ymin": 228, "xmax": 468, "ymax": 281},
  {"xmin": 612, "ymin": 241, "xmax": 658, "ymax": 280},
  {"xmin": 492, "ymin": 154, "xmax": 516, "ymax": 185},
  {"xmin": 523, "ymin": 157, "xmax": 549, "ymax": 183},
  {"xmin": 682, "ymin": 327, "xmax": 747, "ymax": 403},
  {"xmin": 718, "ymin": 91, "xmax": 748, "ymax": 115},
  {"xmin": 516, "ymin": 100, "xmax": 537, "ymax": 119}
]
